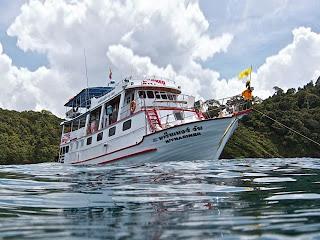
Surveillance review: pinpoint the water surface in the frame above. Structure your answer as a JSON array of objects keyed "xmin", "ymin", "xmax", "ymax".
[{"xmin": 0, "ymin": 158, "xmax": 320, "ymax": 239}]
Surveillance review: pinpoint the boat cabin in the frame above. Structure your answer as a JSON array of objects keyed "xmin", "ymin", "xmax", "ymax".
[{"xmin": 59, "ymin": 77, "xmax": 202, "ymax": 163}]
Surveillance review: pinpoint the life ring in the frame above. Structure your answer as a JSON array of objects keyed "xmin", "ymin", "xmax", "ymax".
[{"xmin": 130, "ymin": 100, "xmax": 136, "ymax": 113}]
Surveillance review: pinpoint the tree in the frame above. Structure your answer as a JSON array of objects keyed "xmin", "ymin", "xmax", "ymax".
[{"xmin": 273, "ymin": 86, "xmax": 284, "ymax": 95}]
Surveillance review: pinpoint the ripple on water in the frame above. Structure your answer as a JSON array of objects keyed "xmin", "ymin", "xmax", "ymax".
[
  {"xmin": 266, "ymin": 193, "xmax": 320, "ymax": 201},
  {"xmin": 253, "ymin": 177, "xmax": 296, "ymax": 183},
  {"xmin": 0, "ymin": 158, "xmax": 319, "ymax": 239}
]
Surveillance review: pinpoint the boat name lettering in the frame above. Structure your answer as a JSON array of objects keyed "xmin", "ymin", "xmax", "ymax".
[
  {"xmin": 153, "ymin": 125, "xmax": 203, "ymax": 142},
  {"xmin": 142, "ymin": 79, "xmax": 166, "ymax": 86},
  {"xmin": 165, "ymin": 132, "xmax": 201, "ymax": 143}
]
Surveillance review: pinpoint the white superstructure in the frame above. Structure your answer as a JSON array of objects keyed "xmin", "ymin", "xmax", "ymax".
[{"xmin": 58, "ymin": 76, "xmax": 250, "ymax": 165}]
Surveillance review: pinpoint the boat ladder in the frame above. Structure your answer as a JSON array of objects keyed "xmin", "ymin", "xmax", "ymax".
[{"xmin": 146, "ymin": 109, "xmax": 162, "ymax": 132}]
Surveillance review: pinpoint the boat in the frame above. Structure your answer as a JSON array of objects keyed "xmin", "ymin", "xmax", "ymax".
[{"xmin": 58, "ymin": 76, "xmax": 251, "ymax": 165}]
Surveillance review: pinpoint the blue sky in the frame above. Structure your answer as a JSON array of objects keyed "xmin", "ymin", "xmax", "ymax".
[
  {"xmin": 0, "ymin": 0, "xmax": 48, "ymax": 70},
  {"xmin": 199, "ymin": 0, "xmax": 320, "ymax": 78},
  {"xmin": 1, "ymin": 0, "xmax": 319, "ymax": 76},
  {"xmin": 0, "ymin": 0, "xmax": 320, "ymax": 114}
]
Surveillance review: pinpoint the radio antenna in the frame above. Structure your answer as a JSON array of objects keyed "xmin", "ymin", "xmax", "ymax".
[{"xmin": 83, "ymin": 49, "xmax": 89, "ymax": 108}]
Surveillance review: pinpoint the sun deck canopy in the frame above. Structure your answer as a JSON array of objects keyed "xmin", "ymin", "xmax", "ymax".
[{"xmin": 64, "ymin": 87, "xmax": 114, "ymax": 108}]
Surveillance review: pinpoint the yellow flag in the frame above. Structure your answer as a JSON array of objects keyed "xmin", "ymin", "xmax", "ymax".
[{"xmin": 238, "ymin": 67, "xmax": 252, "ymax": 79}]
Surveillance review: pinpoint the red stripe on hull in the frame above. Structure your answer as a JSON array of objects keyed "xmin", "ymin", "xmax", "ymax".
[
  {"xmin": 71, "ymin": 148, "xmax": 157, "ymax": 165},
  {"xmin": 98, "ymin": 148, "xmax": 157, "ymax": 165},
  {"xmin": 233, "ymin": 109, "xmax": 252, "ymax": 116}
]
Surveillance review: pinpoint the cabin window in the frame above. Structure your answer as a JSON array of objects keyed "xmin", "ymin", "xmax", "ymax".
[
  {"xmin": 89, "ymin": 107, "xmax": 101, "ymax": 134},
  {"xmin": 64, "ymin": 123, "xmax": 71, "ymax": 133},
  {"xmin": 65, "ymin": 146, "xmax": 69, "ymax": 153},
  {"xmin": 87, "ymin": 137, "xmax": 92, "ymax": 145},
  {"xmin": 147, "ymin": 91, "xmax": 154, "ymax": 98},
  {"xmin": 155, "ymin": 91, "xmax": 161, "ymax": 99},
  {"xmin": 106, "ymin": 105, "xmax": 113, "ymax": 115},
  {"xmin": 107, "ymin": 95, "xmax": 121, "ymax": 125},
  {"xmin": 109, "ymin": 126, "xmax": 116, "ymax": 136},
  {"xmin": 139, "ymin": 91, "xmax": 146, "ymax": 98},
  {"xmin": 72, "ymin": 120, "xmax": 79, "ymax": 131},
  {"xmin": 167, "ymin": 94, "xmax": 177, "ymax": 101},
  {"xmin": 97, "ymin": 132, "xmax": 103, "ymax": 141},
  {"xmin": 79, "ymin": 117, "xmax": 86, "ymax": 129},
  {"xmin": 174, "ymin": 111, "xmax": 184, "ymax": 121},
  {"xmin": 125, "ymin": 95, "xmax": 131, "ymax": 105},
  {"xmin": 160, "ymin": 92, "xmax": 168, "ymax": 99},
  {"xmin": 123, "ymin": 119, "xmax": 132, "ymax": 131}
]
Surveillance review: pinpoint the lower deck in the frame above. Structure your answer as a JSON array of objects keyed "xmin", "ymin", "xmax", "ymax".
[
  {"xmin": 62, "ymin": 115, "xmax": 241, "ymax": 165},
  {"xmin": 59, "ymin": 108, "xmax": 203, "ymax": 163}
]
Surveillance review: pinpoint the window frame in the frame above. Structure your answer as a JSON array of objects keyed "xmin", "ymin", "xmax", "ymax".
[
  {"xmin": 71, "ymin": 120, "xmax": 79, "ymax": 131},
  {"xmin": 97, "ymin": 132, "xmax": 103, "ymax": 141},
  {"xmin": 122, "ymin": 119, "xmax": 132, "ymax": 131},
  {"xmin": 64, "ymin": 123, "xmax": 71, "ymax": 133},
  {"xmin": 86, "ymin": 137, "xmax": 92, "ymax": 145},
  {"xmin": 155, "ymin": 91, "xmax": 161, "ymax": 99},
  {"xmin": 79, "ymin": 117, "xmax": 86, "ymax": 129},
  {"xmin": 160, "ymin": 92, "xmax": 168, "ymax": 99},
  {"xmin": 146, "ymin": 91, "xmax": 154, "ymax": 98},
  {"xmin": 138, "ymin": 91, "xmax": 146, "ymax": 99},
  {"xmin": 174, "ymin": 111, "xmax": 184, "ymax": 121},
  {"xmin": 108, "ymin": 126, "xmax": 116, "ymax": 137}
]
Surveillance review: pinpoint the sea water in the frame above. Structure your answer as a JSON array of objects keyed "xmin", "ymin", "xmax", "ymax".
[{"xmin": 0, "ymin": 158, "xmax": 320, "ymax": 239}]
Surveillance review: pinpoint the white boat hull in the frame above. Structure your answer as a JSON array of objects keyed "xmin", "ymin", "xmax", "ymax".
[{"xmin": 70, "ymin": 116, "xmax": 240, "ymax": 166}]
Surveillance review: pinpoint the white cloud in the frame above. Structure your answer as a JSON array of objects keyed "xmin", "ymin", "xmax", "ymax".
[
  {"xmin": 4, "ymin": 0, "xmax": 234, "ymax": 115},
  {"xmin": 1, "ymin": 0, "xmax": 320, "ymax": 116},
  {"xmin": 107, "ymin": 44, "xmax": 203, "ymax": 97},
  {"xmin": 256, "ymin": 27, "xmax": 320, "ymax": 95},
  {"xmin": 0, "ymin": 41, "xmax": 70, "ymax": 114}
]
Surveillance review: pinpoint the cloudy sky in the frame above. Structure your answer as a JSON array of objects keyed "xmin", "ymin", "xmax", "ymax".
[{"xmin": 0, "ymin": 0, "xmax": 320, "ymax": 116}]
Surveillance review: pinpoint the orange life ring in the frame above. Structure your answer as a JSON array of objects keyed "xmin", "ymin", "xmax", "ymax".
[{"xmin": 130, "ymin": 100, "xmax": 136, "ymax": 113}]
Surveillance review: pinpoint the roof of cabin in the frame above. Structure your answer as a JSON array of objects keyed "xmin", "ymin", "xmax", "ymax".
[{"xmin": 64, "ymin": 87, "xmax": 114, "ymax": 108}]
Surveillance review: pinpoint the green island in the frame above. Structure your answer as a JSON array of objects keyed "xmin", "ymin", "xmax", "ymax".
[{"xmin": 0, "ymin": 80, "xmax": 319, "ymax": 165}]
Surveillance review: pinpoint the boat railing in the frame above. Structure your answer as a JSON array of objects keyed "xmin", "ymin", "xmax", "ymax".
[
  {"xmin": 119, "ymin": 94, "xmax": 194, "ymax": 119},
  {"xmin": 152, "ymin": 94, "xmax": 195, "ymax": 109},
  {"xmin": 156, "ymin": 95, "xmax": 253, "ymax": 125},
  {"xmin": 118, "ymin": 94, "xmax": 252, "ymax": 133},
  {"xmin": 199, "ymin": 95, "xmax": 253, "ymax": 119}
]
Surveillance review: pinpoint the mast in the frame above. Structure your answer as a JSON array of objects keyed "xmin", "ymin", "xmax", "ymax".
[{"xmin": 84, "ymin": 49, "xmax": 89, "ymax": 108}]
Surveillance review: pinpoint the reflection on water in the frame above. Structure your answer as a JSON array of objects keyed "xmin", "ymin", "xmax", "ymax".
[{"xmin": 0, "ymin": 158, "xmax": 320, "ymax": 239}]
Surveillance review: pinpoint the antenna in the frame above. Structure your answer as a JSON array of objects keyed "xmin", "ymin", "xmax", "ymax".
[{"xmin": 83, "ymin": 49, "xmax": 89, "ymax": 108}]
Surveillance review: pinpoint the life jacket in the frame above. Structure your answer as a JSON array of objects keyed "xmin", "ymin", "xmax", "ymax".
[{"xmin": 242, "ymin": 89, "xmax": 253, "ymax": 101}]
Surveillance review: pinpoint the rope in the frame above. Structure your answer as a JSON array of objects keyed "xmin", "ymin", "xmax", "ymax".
[{"xmin": 253, "ymin": 108, "xmax": 320, "ymax": 148}]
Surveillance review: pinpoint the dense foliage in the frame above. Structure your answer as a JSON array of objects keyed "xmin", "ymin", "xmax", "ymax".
[
  {"xmin": 0, "ymin": 80, "xmax": 319, "ymax": 164},
  {"xmin": 0, "ymin": 109, "xmax": 62, "ymax": 164},
  {"xmin": 222, "ymin": 79, "xmax": 320, "ymax": 158}
]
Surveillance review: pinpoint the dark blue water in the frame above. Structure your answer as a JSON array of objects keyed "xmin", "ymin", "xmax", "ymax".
[{"xmin": 0, "ymin": 158, "xmax": 320, "ymax": 239}]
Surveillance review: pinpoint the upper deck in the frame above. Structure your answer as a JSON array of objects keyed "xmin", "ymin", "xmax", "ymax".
[
  {"xmin": 63, "ymin": 76, "xmax": 183, "ymax": 119},
  {"xmin": 125, "ymin": 76, "xmax": 181, "ymax": 94},
  {"xmin": 59, "ymin": 76, "xmax": 198, "ymax": 152}
]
